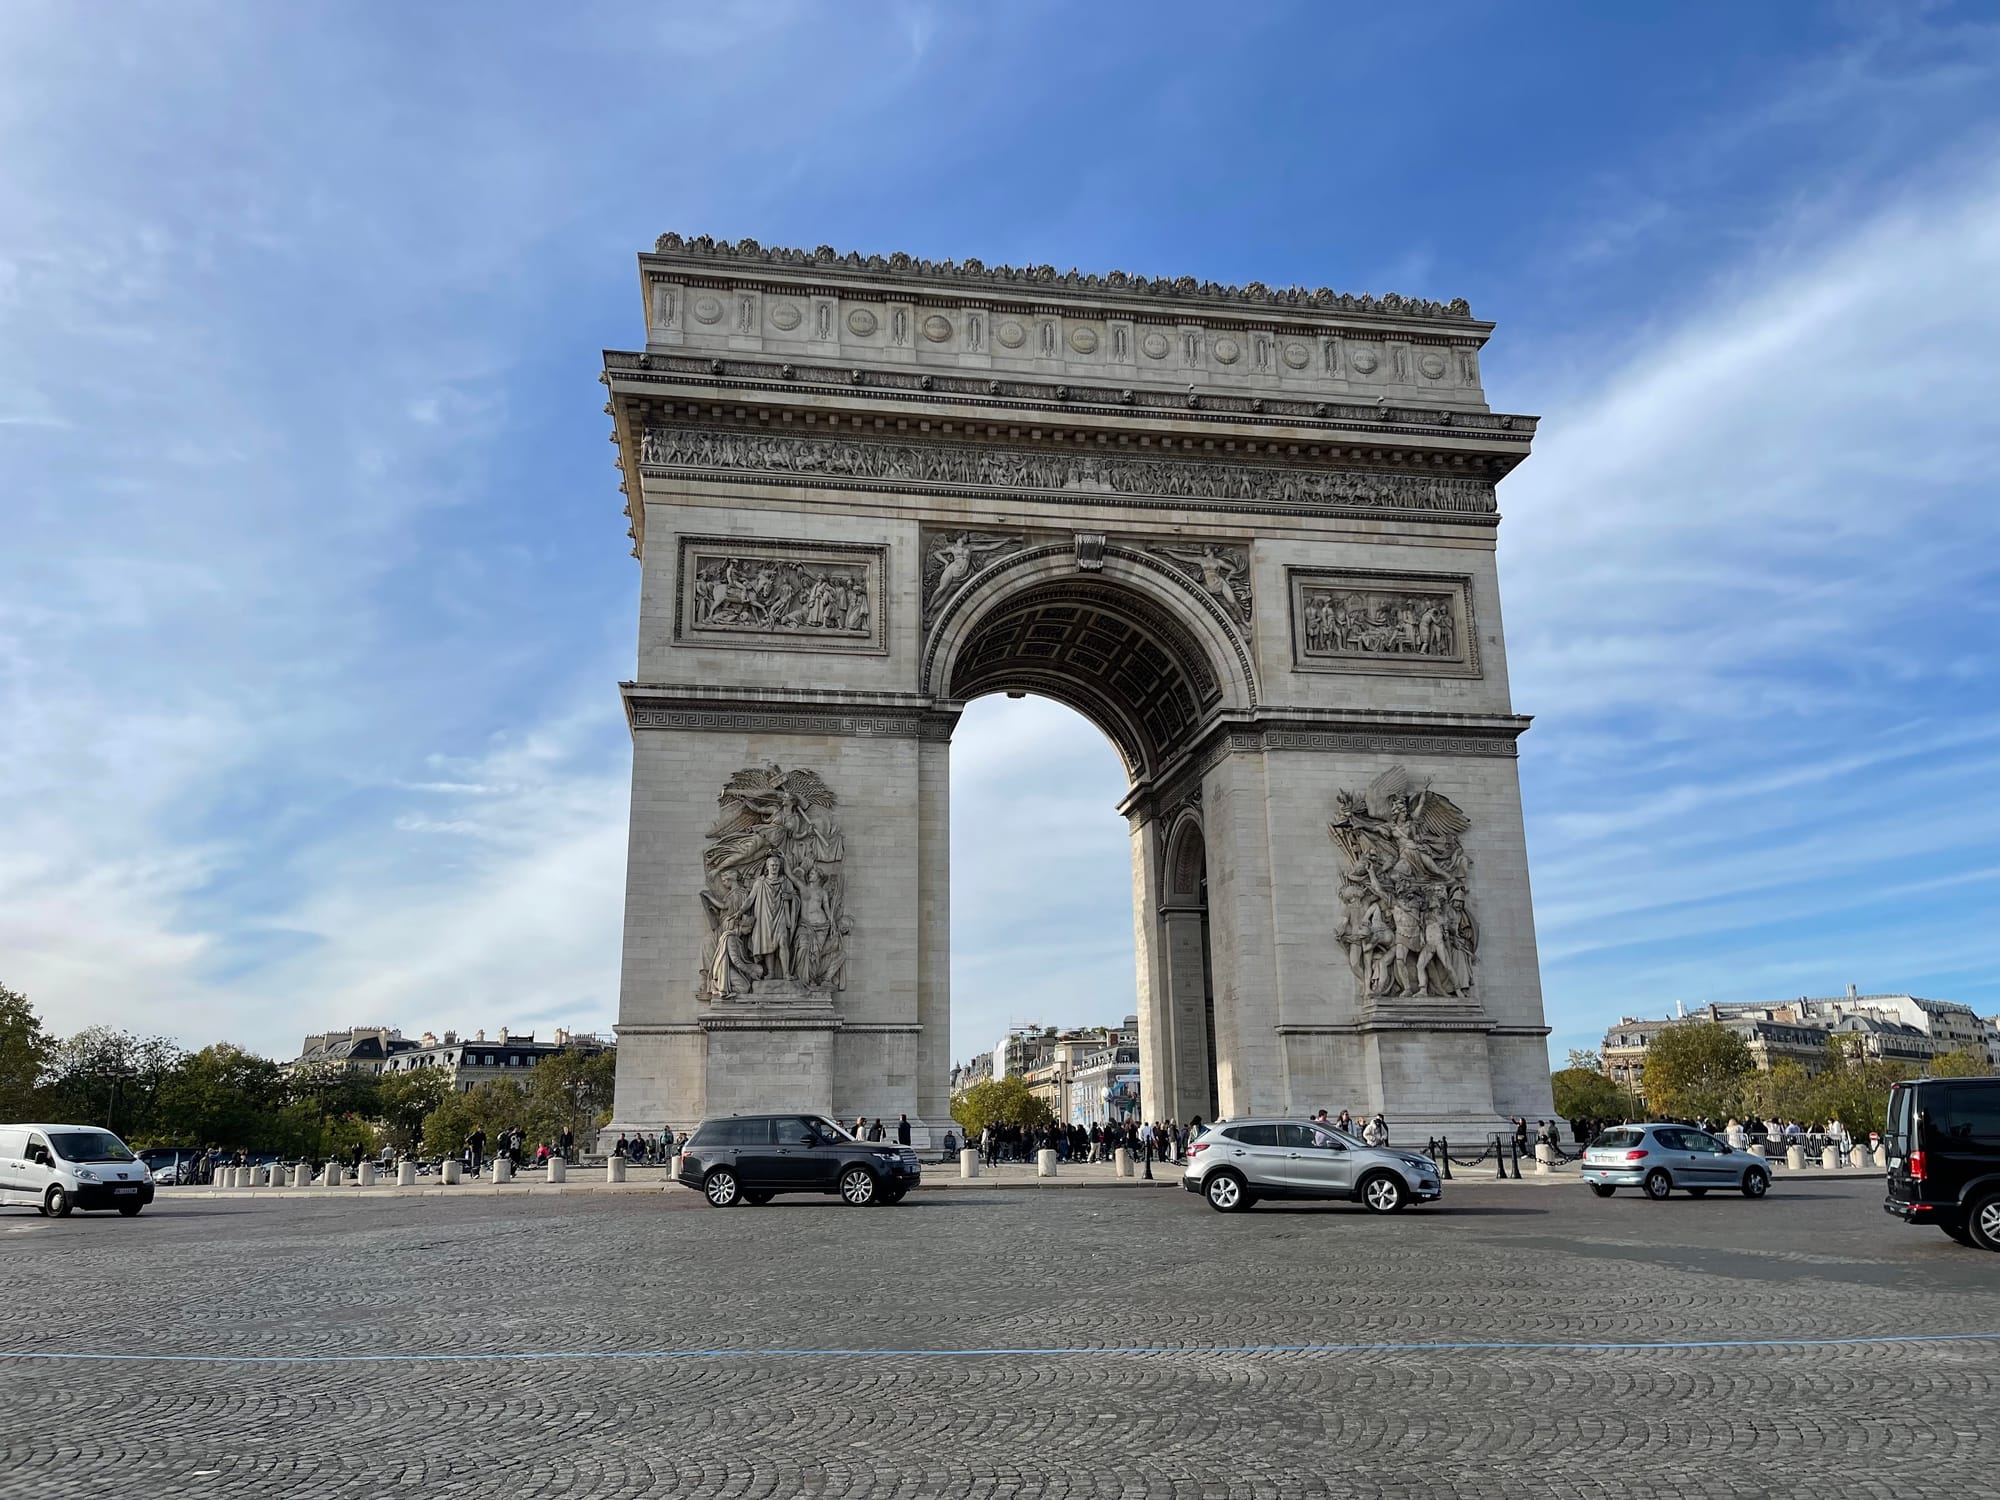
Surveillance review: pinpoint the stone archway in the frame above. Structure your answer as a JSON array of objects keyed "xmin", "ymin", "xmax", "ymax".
[{"xmin": 598, "ymin": 233, "xmax": 1558, "ymax": 1146}]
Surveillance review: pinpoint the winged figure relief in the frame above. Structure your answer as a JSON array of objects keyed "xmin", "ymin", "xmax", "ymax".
[
  {"xmin": 1327, "ymin": 766, "xmax": 1476, "ymax": 1000},
  {"xmin": 1156, "ymin": 543, "xmax": 1251, "ymax": 624},
  {"xmin": 925, "ymin": 532, "xmax": 1022, "ymax": 608},
  {"xmin": 698, "ymin": 765, "xmax": 850, "ymax": 1001}
]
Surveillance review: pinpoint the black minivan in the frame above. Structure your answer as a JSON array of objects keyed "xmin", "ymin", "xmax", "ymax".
[
  {"xmin": 676, "ymin": 1113, "xmax": 921, "ymax": 1208},
  {"xmin": 1884, "ymin": 1076, "xmax": 2000, "ymax": 1251}
]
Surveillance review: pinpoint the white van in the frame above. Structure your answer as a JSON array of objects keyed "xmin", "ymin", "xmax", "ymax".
[{"xmin": 0, "ymin": 1124, "xmax": 156, "ymax": 1217}]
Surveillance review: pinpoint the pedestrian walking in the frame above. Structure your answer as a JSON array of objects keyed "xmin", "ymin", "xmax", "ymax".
[
  {"xmin": 1364, "ymin": 1114, "xmax": 1389, "ymax": 1147},
  {"xmin": 896, "ymin": 1113, "xmax": 912, "ymax": 1146}
]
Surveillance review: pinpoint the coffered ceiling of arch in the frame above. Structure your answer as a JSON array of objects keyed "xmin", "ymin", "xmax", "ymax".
[{"xmin": 944, "ymin": 581, "xmax": 1223, "ymax": 780}]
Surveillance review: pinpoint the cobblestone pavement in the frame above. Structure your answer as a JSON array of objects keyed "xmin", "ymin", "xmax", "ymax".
[{"xmin": 5, "ymin": 1177, "xmax": 1995, "ymax": 1498}]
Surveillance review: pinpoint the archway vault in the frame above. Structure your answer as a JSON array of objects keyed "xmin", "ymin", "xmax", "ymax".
[{"xmin": 926, "ymin": 547, "xmax": 1254, "ymax": 785}]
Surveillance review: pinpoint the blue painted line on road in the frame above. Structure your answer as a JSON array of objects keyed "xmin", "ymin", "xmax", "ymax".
[{"xmin": 3, "ymin": 1331, "xmax": 1998, "ymax": 1365}]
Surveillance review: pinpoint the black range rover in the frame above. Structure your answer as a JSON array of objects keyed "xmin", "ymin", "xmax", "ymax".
[
  {"xmin": 1884, "ymin": 1075, "xmax": 2000, "ymax": 1251},
  {"xmin": 677, "ymin": 1113, "xmax": 920, "ymax": 1207}
]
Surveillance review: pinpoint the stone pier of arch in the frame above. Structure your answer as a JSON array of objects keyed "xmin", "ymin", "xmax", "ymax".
[{"xmin": 598, "ymin": 235, "xmax": 1557, "ymax": 1148}]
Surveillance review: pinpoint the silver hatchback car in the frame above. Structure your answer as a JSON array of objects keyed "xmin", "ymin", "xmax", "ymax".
[
  {"xmin": 1580, "ymin": 1123, "xmax": 1771, "ymax": 1201},
  {"xmin": 1182, "ymin": 1117, "xmax": 1443, "ymax": 1214}
]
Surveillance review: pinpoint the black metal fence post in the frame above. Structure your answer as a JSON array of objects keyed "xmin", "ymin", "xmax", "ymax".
[
  {"xmin": 1492, "ymin": 1133, "xmax": 1507, "ymax": 1180},
  {"xmin": 1438, "ymin": 1137, "xmax": 1452, "ymax": 1181}
]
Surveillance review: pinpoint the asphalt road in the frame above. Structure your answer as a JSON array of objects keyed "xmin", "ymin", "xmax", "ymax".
[{"xmin": 4, "ymin": 1176, "xmax": 1995, "ymax": 1498}]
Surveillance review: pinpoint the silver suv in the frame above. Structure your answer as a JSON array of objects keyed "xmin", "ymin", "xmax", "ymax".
[{"xmin": 1182, "ymin": 1118, "xmax": 1443, "ymax": 1214}]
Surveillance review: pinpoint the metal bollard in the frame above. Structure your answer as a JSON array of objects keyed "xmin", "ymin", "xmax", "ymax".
[
  {"xmin": 1493, "ymin": 1135, "xmax": 1507, "ymax": 1181},
  {"xmin": 959, "ymin": 1147, "xmax": 979, "ymax": 1179},
  {"xmin": 1436, "ymin": 1138, "xmax": 1452, "ymax": 1182}
]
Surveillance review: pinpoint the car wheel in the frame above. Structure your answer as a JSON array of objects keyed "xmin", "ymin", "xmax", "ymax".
[
  {"xmin": 1741, "ymin": 1170, "xmax": 1769, "ymax": 1199},
  {"xmin": 839, "ymin": 1167, "xmax": 879, "ymax": 1206},
  {"xmin": 1643, "ymin": 1169, "xmax": 1673, "ymax": 1200},
  {"xmin": 1941, "ymin": 1221, "xmax": 1974, "ymax": 1246},
  {"xmin": 43, "ymin": 1186, "xmax": 71, "ymax": 1218},
  {"xmin": 1686, "ymin": 1188, "xmax": 1709, "ymax": 1198},
  {"xmin": 1589, "ymin": 1183, "xmax": 1616, "ymax": 1198},
  {"xmin": 1966, "ymin": 1191, "xmax": 2000, "ymax": 1253},
  {"xmin": 1204, "ymin": 1170, "xmax": 1251, "ymax": 1213},
  {"xmin": 117, "ymin": 1203, "xmax": 144, "ymax": 1217},
  {"xmin": 743, "ymin": 1191, "xmax": 773, "ymax": 1206},
  {"xmin": 1360, "ymin": 1172, "xmax": 1406, "ymax": 1214},
  {"xmin": 702, "ymin": 1169, "xmax": 741, "ymax": 1208}
]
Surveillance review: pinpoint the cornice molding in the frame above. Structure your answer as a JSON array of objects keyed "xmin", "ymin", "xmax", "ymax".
[
  {"xmin": 650, "ymin": 232, "xmax": 1480, "ymax": 324},
  {"xmin": 603, "ymin": 349, "xmax": 1537, "ymax": 445},
  {"xmin": 621, "ymin": 684, "xmax": 961, "ymax": 743}
]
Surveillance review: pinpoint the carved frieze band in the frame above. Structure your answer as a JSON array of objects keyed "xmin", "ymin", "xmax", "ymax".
[
  {"xmin": 675, "ymin": 535, "xmax": 888, "ymax": 655},
  {"xmin": 640, "ymin": 424, "xmax": 1498, "ymax": 520},
  {"xmin": 1287, "ymin": 567, "xmax": 1480, "ymax": 679}
]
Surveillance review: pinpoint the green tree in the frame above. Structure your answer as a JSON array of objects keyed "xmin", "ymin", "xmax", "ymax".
[
  {"xmin": 527, "ymin": 1048, "xmax": 617, "ymax": 1143},
  {"xmin": 1564, "ymin": 1049, "xmax": 1604, "ymax": 1072},
  {"xmin": 1743, "ymin": 1058, "xmax": 1816, "ymax": 1124},
  {"xmin": 950, "ymin": 1075, "xmax": 1055, "ymax": 1137},
  {"xmin": 419, "ymin": 1079, "xmax": 534, "ymax": 1157},
  {"xmin": 1550, "ymin": 1066, "xmax": 1637, "ymax": 1124},
  {"xmin": 285, "ymin": 1061, "xmax": 381, "ymax": 1120},
  {"xmin": 1926, "ymin": 1047, "xmax": 1993, "ymax": 1078},
  {"xmin": 377, "ymin": 1070, "xmax": 453, "ymax": 1154},
  {"xmin": 43, "ymin": 1026, "xmax": 185, "ymax": 1139},
  {"xmin": 150, "ymin": 1044, "xmax": 288, "ymax": 1149},
  {"xmin": 1806, "ymin": 1036, "xmax": 1912, "ymax": 1137},
  {"xmin": 1640, "ymin": 1021, "xmax": 1753, "ymax": 1122},
  {"xmin": 0, "ymin": 983, "xmax": 51, "ymax": 1118}
]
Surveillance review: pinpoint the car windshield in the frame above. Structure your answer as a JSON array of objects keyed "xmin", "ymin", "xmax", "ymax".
[
  {"xmin": 49, "ymin": 1130, "xmax": 137, "ymax": 1164},
  {"xmin": 1593, "ymin": 1128, "xmax": 1644, "ymax": 1150}
]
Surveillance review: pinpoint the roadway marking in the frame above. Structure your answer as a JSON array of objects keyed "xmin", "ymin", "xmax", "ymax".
[{"xmin": 3, "ymin": 1331, "xmax": 1998, "ymax": 1365}]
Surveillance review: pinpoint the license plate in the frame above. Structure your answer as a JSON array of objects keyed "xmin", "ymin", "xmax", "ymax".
[{"xmin": 113, "ymin": 1186, "xmax": 137, "ymax": 1194}]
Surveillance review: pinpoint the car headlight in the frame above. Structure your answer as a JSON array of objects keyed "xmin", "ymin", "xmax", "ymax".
[
  {"xmin": 1400, "ymin": 1156, "xmax": 1433, "ymax": 1172},
  {"xmin": 75, "ymin": 1169, "xmax": 100, "ymax": 1183}
]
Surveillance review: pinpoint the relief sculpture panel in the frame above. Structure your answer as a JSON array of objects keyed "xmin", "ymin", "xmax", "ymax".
[
  {"xmin": 1328, "ymin": 767, "xmax": 1476, "ymax": 1002},
  {"xmin": 1288, "ymin": 568, "xmax": 1478, "ymax": 678},
  {"xmin": 698, "ymin": 765, "xmax": 850, "ymax": 1003},
  {"xmin": 675, "ymin": 536, "xmax": 887, "ymax": 654}
]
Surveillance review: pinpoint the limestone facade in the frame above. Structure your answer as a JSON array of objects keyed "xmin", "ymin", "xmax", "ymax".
[{"xmin": 602, "ymin": 234, "xmax": 1557, "ymax": 1145}]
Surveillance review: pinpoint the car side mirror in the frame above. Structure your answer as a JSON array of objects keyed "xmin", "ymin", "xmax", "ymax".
[{"xmin": 799, "ymin": 1134, "xmax": 818, "ymax": 1147}]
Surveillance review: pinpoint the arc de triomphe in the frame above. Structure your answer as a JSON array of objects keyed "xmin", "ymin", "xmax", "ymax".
[{"xmin": 601, "ymin": 234, "xmax": 1556, "ymax": 1145}]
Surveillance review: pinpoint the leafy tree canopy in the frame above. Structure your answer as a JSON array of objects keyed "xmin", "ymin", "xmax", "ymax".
[
  {"xmin": 0, "ymin": 982, "xmax": 51, "ymax": 1118},
  {"xmin": 1640, "ymin": 1021, "xmax": 1754, "ymax": 1122},
  {"xmin": 950, "ymin": 1075, "xmax": 1055, "ymax": 1137}
]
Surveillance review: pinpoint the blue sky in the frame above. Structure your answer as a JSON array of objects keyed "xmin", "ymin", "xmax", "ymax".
[{"xmin": 3, "ymin": 3, "xmax": 1998, "ymax": 1069}]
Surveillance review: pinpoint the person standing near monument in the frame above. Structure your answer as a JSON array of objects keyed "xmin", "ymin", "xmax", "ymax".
[{"xmin": 896, "ymin": 1114, "xmax": 911, "ymax": 1146}]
